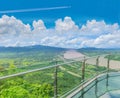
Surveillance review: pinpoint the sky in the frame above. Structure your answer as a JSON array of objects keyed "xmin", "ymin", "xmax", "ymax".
[{"xmin": 0, "ymin": 0, "xmax": 120, "ymax": 48}]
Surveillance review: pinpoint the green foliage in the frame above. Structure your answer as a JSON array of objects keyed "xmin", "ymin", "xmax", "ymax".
[
  {"xmin": 9, "ymin": 61, "xmax": 16, "ymax": 69},
  {"xmin": 0, "ymin": 78, "xmax": 54, "ymax": 98},
  {"xmin": 0, "ymin": 66, "xmax": 4, "ymax": 71},
  {"xmin": 31, "ymin": 83, "xmax": 53, "ymax": 98},
  {"xmin": 57, "ymin": 70, "xmax": 81, "ymax": 94},
  {"xmin": 0, "ymin": 62, "xmax": 107, "ymax": 97},
  {"xmin": 0, "ymin": 86, "xmax": 30, "ymax": 98},
  {"xmin": 1, "ymin": 47, "xmax": 64, "ymax": 70},
  {"xmin": 106, "ymin": 54, "xmax": 120, "ymax": 61}
]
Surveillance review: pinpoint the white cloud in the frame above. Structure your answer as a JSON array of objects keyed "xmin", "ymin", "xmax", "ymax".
[
  {"xmin": 55, "ymin": 16, "xmax": 79, "ymax": 32},
  {"xmin": 33, "ymin": 20, "xmax": 46, "ymax": 30},
  {"xmin": 0, "ymin": 15, "xmax": 31, "ymax": 36},
  {"xmin": 80, "ymin": 31, "xmax": 120, "ymax": 48},
  {"xmin": 0, "ymin": 15, "xmax": 120, "ymax": 48},
  {"xmin": 80, "ymin": 20, "xmax": 119, "ymax": 36}
]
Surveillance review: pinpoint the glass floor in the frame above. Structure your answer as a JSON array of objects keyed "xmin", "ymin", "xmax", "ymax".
[
  {"xmin": 72, "ymin": 72, "xmax": 120, "ymax": 98},
  {"xmin": 100, "ymin": 90, "xmax": 120, "ymax": 98}
]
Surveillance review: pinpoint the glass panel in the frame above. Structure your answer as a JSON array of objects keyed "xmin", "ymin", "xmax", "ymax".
[
  {"xmin": 108, "ymin": 75, "xmax": 120, "ymax": 91},
  {"xmin": 84, "ymin": 86, "xmax": 96, "ymax": 98},
  {"xmin": 97, "ymin": 78, "xmax": 107, "ymax": 96},
  {"xmin": 57, "ymin": 61, "xmax": 82, "ymax": 96},
  {"xmin": 70, "ymin": 72, "xmax": 120, "ymax": 98}
]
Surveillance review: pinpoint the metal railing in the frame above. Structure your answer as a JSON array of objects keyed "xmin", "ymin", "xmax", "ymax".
[
  {"xmin": 67, "ymin": 72, "xmax": 120, "ymax": 98},
  {"xmin": 62, "ymin": 54, "xmax": 120, "ymax": 98}
]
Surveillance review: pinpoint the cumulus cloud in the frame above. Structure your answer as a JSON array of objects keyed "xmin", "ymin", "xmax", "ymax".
[
  {"xmin": 55, "ymin": 16, "xmax": 79, "ymax": 32},
  {"xmin": 80, "ymin": 20, "xmax": 119, "ymax": 36},
  {"xmin": 0, "ymin": 15, "xmax": 120, "ymax": 48},
  {"xmin": 33, "ymin": 20, "xmax": 46, "ymax": 30},
  {"xmin": 0, "ymin": 15, "xmax": 31, "ymax": 35}
]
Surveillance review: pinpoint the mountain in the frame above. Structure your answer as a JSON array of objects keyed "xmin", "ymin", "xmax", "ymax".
[
  {"xmin": 0, "ymin": 45, "xmax": 120, "ymax": 53},
  {"xmin": 0, "ymin": 45, "xmax": 67, "ymax": 52}
]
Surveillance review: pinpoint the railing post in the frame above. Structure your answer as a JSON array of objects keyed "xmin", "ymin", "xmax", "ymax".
[
  {"xmin": 95, "ymin": 78, "xmax": 98, "ymax": 97},
  {"xmin": 94, "ymin": 56, "xmax": 100, "ymax": 97},
  {"xmin": 107, "ymin": 54, "xmax": 110, "ymax": 72},
  {"xmin": 81, "ymin": 88, "xmax": 84, "ymax": 98},
  {"xmin": 106, "ymin": 54, "xmax": 110, "ymax": 92},
  {"xmin": 106, "ymin": 73, "xmax": 109, "ymax": 91},
  {"xmin": 81, "ymin": 57, "xmax": 86, "ymax": 98},
  {"xmin": 82, "ymin": 56, "xmax": 86, "ymax": 81},
  {"xmin": 54, "ymin": 61, "xmax": 58, "ymax": 98},
  {"xmin": 96, "ymin": 56, "xmax": 99, "ymax": 67}
]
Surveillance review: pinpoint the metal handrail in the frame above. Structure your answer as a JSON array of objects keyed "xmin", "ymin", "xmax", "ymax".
[
  {"xmin": 61, "ymin": 70, "xmax": 108, "ymax": 98},
  {"xmin": 0, "ymin": 54, "xmax": 109, "ymax": 80}
]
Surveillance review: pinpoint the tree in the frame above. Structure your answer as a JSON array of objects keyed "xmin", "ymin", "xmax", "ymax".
[
  {"xmin": 31, "ymin": 83, "xmax": 53, "ymax": 98},
  {"xmin": 0, "ymin": 86, "xmax": 30, "ymax": 98}
]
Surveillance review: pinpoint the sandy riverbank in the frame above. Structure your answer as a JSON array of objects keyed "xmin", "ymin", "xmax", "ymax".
[
  {"xmin": 63, "ymin": 50, "xmax": 85, "ymax": 59},
  {"xmin": 63, "ymin": 50, "xmax": 120, "ymax": 70}
]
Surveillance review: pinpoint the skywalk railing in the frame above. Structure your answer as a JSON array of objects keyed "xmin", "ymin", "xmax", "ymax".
[
  {"xmin": 0, "ymin": 54, "xmax": 115, "ymax": 98},
  {"xmin": 65, "ymin": 72, "xmax": 120, "ymax": 98}
]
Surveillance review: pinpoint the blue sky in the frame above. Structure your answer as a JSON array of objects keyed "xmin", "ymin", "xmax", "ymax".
[
  {"xmin": 1, "ymin": 0, "xmax": 120, "ymax": 26},
  {"xmin": 0, "ymin": 0, "xmax": 120, "ymax": 48}
]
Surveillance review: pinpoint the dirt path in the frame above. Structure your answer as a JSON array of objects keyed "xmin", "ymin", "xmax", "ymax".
[{"xmin": 59, "ymin": 66, "xmax": 81, "ymax": 78}]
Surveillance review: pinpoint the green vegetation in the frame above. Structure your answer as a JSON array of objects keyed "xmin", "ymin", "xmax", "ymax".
[
  {"xmin": 0, "ymin": 62, "xmax": 107, "ymax": 98},
  {"xmin": 106, "ymin": 54, "xmax": 120, "ymax": 61},
  {"xmin": 0, "ymin": 46, "xmax": 117, "ymax": 97},
  {"xmin": 78, "ymin": 48, "xmax": 120, "ymax": 57},
  {"xmin": 0, "ymin": 46, "xmax": 65, "ymax": 76},
  {"xmin": 0, "ymin": 46, "xmax": 65, "ymax": 97}
]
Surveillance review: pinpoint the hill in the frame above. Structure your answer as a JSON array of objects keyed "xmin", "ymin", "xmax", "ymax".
[{"xmin": 0, "ymin": 45, "xmax": 66, "ymax": 52}]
